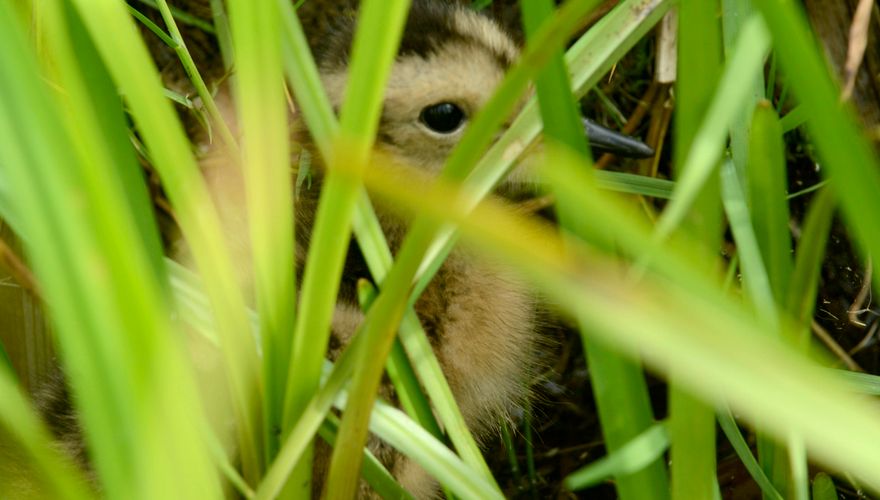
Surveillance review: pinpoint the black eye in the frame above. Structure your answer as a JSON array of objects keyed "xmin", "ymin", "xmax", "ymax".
[{"xmin": 419, "ymin": 102, "xmax": 465, "ymax": 134}]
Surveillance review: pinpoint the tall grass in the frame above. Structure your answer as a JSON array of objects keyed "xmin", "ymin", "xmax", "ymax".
[{"xmin": 1, "ymin": 0, "xmax": 880, "ymax": 498}]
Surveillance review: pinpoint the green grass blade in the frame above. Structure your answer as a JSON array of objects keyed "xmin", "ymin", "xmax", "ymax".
[
  {"xmin": 287, "ymin": 1, "xmax": 411, "ymax": 495},
  {"xmin": 0, "ymin": 4, "xmax": 221, "ymax": 497},
  {"xmin": 744, "ymin": 101, "xmax": 801, "ymax": 495},
  {"xmin": 65, "ymin": 0, "xmax": 263, "ymax": 484},
  {"xmin": 276, "ymin": 1, "xmax": 471, "ymax": 478},
  {"xmin": 365, "ymin": 400, "xmax": 503, "ymax": 500},
  {"xmin": 318, "ymin": 415, "xmax": 414, "ymax": 500},
  {"xmin": 753, "ymin": 1, "xmax": 880, "ymax": 300},
  {"xmin": 717, "ymin": 409, "xmax": 784, "ymax": 500},
  {"xmin": 362, "ymin": 154, "xmax": 880, "ymax": 493},
  {"xmin": 151, "ymin": 0, "xmax": 237, "ymax": 149},
  {"xmin": 722, "ymin": 0, "xmax": 765, "ymax": 178},
  {"xmin": 720, "ymin": 161, "xmax": 777, "ymax": 325},
  {"xmin": 327, "ymin": 2, "xmax": 625, "ymax": 494},
  {"xmin": 134, "ymin": 0, "xmax": 215, "ymax": 33},
  {"xmin": 811, "ymin": 473, "xmax": 838, "ymax": 500},
  {"xmin": 594, "ymin": 171, "xmax": 675, "ymax": 198},
  {"xmin": 670, "ymin": 1, "xmax": 724, "ymax": 499},
  {"xmin": 834, "ymin": 370, "xmax": 880, "ymax": 395},
  {"xmin": 653, "ymin": 14, "xmax": 771, "ymax": 240},
  {"xmin": 227, "ymin": 0, "xmax": 295, "ymax": 464},
  {"xmin": 747, "ymin": 101, "xmax": 793, "ymax": 306},
  {"xmin": 564, "ymin": 422, "xmax": 670, "ymax": 491},
  {"xmin": 522, "ymin": 2, "xmax": 669, "ymax": 497}
]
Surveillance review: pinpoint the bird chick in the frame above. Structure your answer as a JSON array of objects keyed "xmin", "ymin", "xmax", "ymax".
[{"xmin": 30, "ymin": 1, "xmax": 654, "ymax": 498}]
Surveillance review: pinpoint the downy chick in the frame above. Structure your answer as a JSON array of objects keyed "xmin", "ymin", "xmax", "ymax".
[
  {"xmin": 31, "ymin": 1, "xmax": 653, "ymax": 498},
  {"xmin": 196, "ymin": 1, "xmax": 652, "ymax": 495}
]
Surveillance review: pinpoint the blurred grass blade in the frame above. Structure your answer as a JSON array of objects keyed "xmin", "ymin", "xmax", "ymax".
[
  {"xmin": 0, "ymin": 3, "xmax": 221, "ymax": 497},
  {"xmin": 564, "ymin": 422, "xmax": 669, "ymax": 491},
  {"xmin": 594, "ymin": 171, "xmax": 675, "ymax": 198},
  {"xmin": 670, "ymin": 1, "xmax": 725, "ymax": 499},
  {"xmin": 522, "ymin": 0, "xmax": 669, "ymax": 498},
  {"xmin": 328, "ymin": 2, "xmax": 630, "ymax": 494},
  {"xmin": 365, "ymin": 400, "xmax": 503, "ymax": 500},
  {"xmin": 356, "ymin": 280, "xmax": 441, "ymax": 439},
  {"xmin": 834, "ymin": 370, "xmax": 880, "ymax": 395},
  {"xmin": 227, "ymin": 0, "xmax": 295, "ymax": 463},
  {"xmin": 65, "ymin": 0, "xmax": 262, "ymax": 484},
  {"xmin": 361, "ymin": 154, "xmax": 880, "ymax": 493}
]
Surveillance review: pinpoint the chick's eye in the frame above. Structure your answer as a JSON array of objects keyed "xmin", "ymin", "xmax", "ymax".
[{"xmin": 419, "ymin": 102, "xmax": 465, "ymax": 134}]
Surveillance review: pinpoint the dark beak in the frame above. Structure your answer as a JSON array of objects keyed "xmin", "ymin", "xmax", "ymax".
[{"xmin": 583, "ymin": 117, "xmax": 654, "ymax": 159}]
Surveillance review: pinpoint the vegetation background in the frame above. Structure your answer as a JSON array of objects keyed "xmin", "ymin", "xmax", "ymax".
[{"xmin": 1, "ymin": 0, "xmax": 880, "ymax": 498}]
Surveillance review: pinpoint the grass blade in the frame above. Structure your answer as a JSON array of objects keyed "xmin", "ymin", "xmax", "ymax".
[
  {"xmin": 565, "ymin": 422, "xmax": 670, "ymax": 491},
  {"xmin": 227, "ymin": 0, "xmax": 295, "ymax": 463},
  {"xmin": 66, "ymin": 0, "xmax": 263, "ymax": 484}
]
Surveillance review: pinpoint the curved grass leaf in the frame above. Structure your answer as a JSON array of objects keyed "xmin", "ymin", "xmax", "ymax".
[{"xmin": 564, "ymin": 422, "xmax": 670, "ymax": 491}]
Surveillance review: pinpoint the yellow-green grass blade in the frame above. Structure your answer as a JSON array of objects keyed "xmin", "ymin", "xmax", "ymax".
[
  {"xmin": 257, "ymin": 326, "xmax": 501, "ymax": 500},
  {"xmin": 0, "ymin": 4, "xmax": 220, "ymax": 497},
  {"xmin": 318, "ymin": 414, "xmax": 414, "ymax": 500},
  {"xmin": 165, "ymin": 258, "xmax": 474, "ymax": 499},
  {"xmin": 284, "ymin": 0, "xmax": 411, "ymax": 495},
  {"xmin": 276, "ymin": 0, "xmax": 455, "ymax": 475},
  {"xmin": 565, "ymin": 422, "xmax": 670, "ymax": 491},
  {"xmin": 356, "ymin": 280, "xmax": 441, "ymax": 440},
  {"xmin": 46, "ymin": 3, "xmax": 168, "ymax": 294},
  {"xmin": 522, "ymin": 1, "xmax": 669, "ymax": 498},
  {"xmin": 362, "ymin": 154, "xmax": 880, "ymax": 494},
  {"xmin": 66, "ymin": 0, "xmax": 262, "ymax": 483},
  {"xmin": 327, "ymin": 1, "xmax": 621, "ymax": 494},
  {"xmin": 670, "ymin": 1, "xmax": 725, "ymax": 499},
  {"xmin": 208, "ymin": 0, "xmax": 234, "ymax": 71},
  {"xmin": 227, "ymin": 0, "xmax": 295, "ymax": 464}
]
